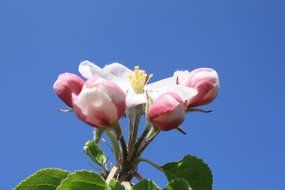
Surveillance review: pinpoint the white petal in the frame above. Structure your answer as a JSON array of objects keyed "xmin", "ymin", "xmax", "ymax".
[
  {"xmin": 103, "ymin": 63, "xmax": 133, "ymax": 81},
  {"xmin": 126, "ymin": 92, "xmax": 147, "ymax": 109},
  {"xmin": 79, "ymin": 60, "xmax": 100, "ymax": 79},
  {"xmin": 148, "ymin": 85, "xmax": 198, "ymax": 101},
  {"xmin": 145, "ymin": 77, "xmax": 176, "ymax": 91},
  {"xmin": 79, "ymin": 60, "xmax": 131, "ymax": 92},
  {"xmin": 78, "ymin": 60, "xmax": 119, "ymax": 81},
  {"xmin": 173, "ymin": 70, "xmax": 190, "ymax": 84}
]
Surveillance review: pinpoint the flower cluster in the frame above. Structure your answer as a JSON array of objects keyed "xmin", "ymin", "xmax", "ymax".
[
  {"xmin": 54, "ymin": 61, "xmax": 219, "ymax": 131},
  {"xmin": 53, "ymin": 60, "xmax": 219, "ymax": 182}
]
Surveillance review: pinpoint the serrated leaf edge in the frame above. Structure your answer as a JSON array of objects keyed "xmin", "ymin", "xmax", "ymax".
[
  {"xmin": 165, "ymin": 178, "xmax": 192, "ymax": 190},
  {"xmin": 162, "ymin": 155, "xmax": 213, "ymax": 188},
  {"xmin": 14, "ymin": 168, "xmax": 70, "ymax": 190},
  {"xmin": 134, "ymin": 179, "xmax": 160, "ymax": 190},
  {"xmin": 56, "ymin": 170, "xmax": 107, "ymax": 190}
]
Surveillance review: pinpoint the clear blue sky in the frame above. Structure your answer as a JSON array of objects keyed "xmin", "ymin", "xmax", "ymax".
[{"xmin": 0, "ymin": 0, "xmax": 284, "ymax": 189}]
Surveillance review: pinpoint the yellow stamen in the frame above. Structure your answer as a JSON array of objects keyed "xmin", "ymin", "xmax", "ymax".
[{"xmin": 129, "ymin": 66, "xmax": 148, "ymax": 94}]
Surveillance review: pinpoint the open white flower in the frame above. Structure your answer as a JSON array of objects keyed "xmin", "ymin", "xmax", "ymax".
[{"xmin": 78, "ymin": 60, "xmax": 198, "ymax": 109}]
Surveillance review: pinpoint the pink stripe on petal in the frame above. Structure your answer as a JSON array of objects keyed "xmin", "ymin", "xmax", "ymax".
[
  {"xmin": 148, "ymin": 92, "xmax": 185, "ymax": 131},
  {"xmin": 53, "ymin": 73, "xmax": 84, "ymax": 108}
]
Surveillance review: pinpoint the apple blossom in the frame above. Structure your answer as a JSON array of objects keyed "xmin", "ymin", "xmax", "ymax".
[
  {"xmin": 53, "ymin": 73, "xmax": 84, "ymax": 108},
  {"xmin": 175, "ymin": 68, "xmax": 219, "ymax": 108},
  {"xmin": 73, "ymin": 75, "xmax": 126, "ymax": 128},
  {"xmin": 148, "ymin": 92, "xmax": 185, "ymax": 131},
  {"xmin": 73, "ymin": 75, "xmax": 126, "ymax": 129},
  {"xmin": 78, "ymin": 61, "xmax": 198, "ymax": 109}
]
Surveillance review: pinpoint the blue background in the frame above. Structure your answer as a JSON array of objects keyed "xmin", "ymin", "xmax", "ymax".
[{"xmin": 1, "ymin": 0, "xmax": 284, "ymax": 189}]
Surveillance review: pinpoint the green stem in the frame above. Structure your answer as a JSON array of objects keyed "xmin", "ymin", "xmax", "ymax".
[
  {"xmin": 120, "ymin": 135, "xmax": 128, "ymax": 161},
  {"xmin": 129, "ymin": 110, "xmax": 141, "ymax": 149},
  {"xmin": 93, "ymin": 129, "xmax": 103, "ymax": 144},
  {"xmin": 128, "ymin": 123, "xmax": 151, "ymax": 163},
  {"xmin": 137, "ymin": 130, "xmax": 160, "ymax": 158},
  {"xmin": 105, "ymin": 128, "xmax": 121, "ymax": 162},
  {"xmin": 139, "ymin": 158, "xmax": 164, "ymax": 172}
]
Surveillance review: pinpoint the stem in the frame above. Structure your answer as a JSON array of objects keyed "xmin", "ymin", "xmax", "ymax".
[
  {"xmin": 127, "ymin": 116, "xmax": 134, "ymax": 148},
  {"xmin": 118, "ymin": 123, "xmax": 152, "ymax": 181},
  {"xmin": 101, "ymin": 138, "xmax": 114, "ymax": 153},
  {"xmin": 106, "ymin": 164, "xmax": 120, "ymax": 184},
  {"xmin": 134, "ymin": 172, "xmax": 143, "ymax": 180},
  {"xmin": 93, "ymin": 129, "xmax": 103, "ymax": 144},
  {"xmin": 105, "ymin": 128, "xmax": 121, "ymax": 162},
  {"xmin": 137, "ymin": 130, "xmax": 160, "ymax": 157},
  {"xmin": 129, "ymin": 110, "xmax": 141, "ymax": 149},
  {"xmin": 139, "ymin": 158, "xmax": 164, "ymax": 172},
  {"xmin": 120, "ymin": 136, "xmax": 128, "ymax": 161},
  {"xmin": 128, "ymin": 123, "xmax": 151, "ymax": 163}
]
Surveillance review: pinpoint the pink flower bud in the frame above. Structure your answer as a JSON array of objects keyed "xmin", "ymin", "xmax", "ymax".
[
  {"xmin": 178, "ymin": 68, "xmax": 219, "ymax": 107},
  {"xmin": 73, "ymin": 75, "xmax": 126, "ymax": 129},
  {"xmin": 148, "ymin": 92, "xmax": 185, "ymax": 131},
  {"xmin": 53, "ymin": 73, "xmax": 84, "ymax": 108}
]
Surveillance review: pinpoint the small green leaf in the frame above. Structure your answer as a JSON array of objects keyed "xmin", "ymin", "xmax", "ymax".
[
  {"xmin": 83, "ymin": 140, "xmax": 107, "ymax": 167},
  {"xmin": 109, "ymin": 179, "xmax": 125, "ymax": 190},
  {"xmin": 162, "ymin": 155, "xmax": 213, "ymax": 190},
  {"xmin": 15, "ymin": 168, "xmax": 70, "ymax": 190},
  {"xmin": 56, "ymin": 170, "xmax": 107, "ymax": 190},
  {"xmin": 133, "ymin": 179, "xmax": 160, "ymax": 190},
  {"xmin": 165, "ymin": 178, "xmax": 192, "ymax": 190}
]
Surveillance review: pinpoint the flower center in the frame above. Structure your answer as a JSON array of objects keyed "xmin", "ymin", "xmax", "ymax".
[{"xmin": 129, "ymin": 66, "xmax": 148, "ymax": 94}]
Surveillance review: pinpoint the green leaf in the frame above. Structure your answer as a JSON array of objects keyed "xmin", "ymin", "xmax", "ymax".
[
  {"xmin": 165, "ymin": 178, "xmax": 192, "ymax": 190},
  {"xmin": 109, "ymin": 179, "xmax": 125, "ymax": 190},
  {"xmin": 162, "ymin": 155, "xmax": 212, "ymax": 190},
  {"xmin": 56, "ymin": 170, "xmax": 107, "ymax": 190},
  {"xmin": 15, "ymin": 168, "xmax": 70, "ymax": 190},
  {"xmin": 83, "ymin": 140, "xmax": 107, "ymax": 167},
  {"xmin": 133, "ymin": 179, "xmax": 160, "ymax": 190}
]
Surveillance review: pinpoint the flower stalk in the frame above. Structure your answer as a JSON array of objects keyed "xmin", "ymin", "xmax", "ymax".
[{"xmin": 105, "ymin": 128, "xmax": 121, "ymax": 163}]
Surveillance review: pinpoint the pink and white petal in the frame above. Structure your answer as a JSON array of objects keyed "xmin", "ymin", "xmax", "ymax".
[
  {"xmin": 103, "ymin": 63, "xmax": 134, "ymax": 81},
  {"xmin": 173, "ymin": 70, "xmax": 190, "ymax": 84},
  {"xmin": 145, "ymin": 77, "xmax": 176, "ymax": 91},
  {"xmin": 126, "ymin": 93, "xmax": 147, "ymax": 109},
  {"xmin": 191, "ymin": 68, "xmax": 218, "ymax": 83},
  {"xmin": 148, "ymin": 85, "xmax": 198, "ymax": 102}
]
